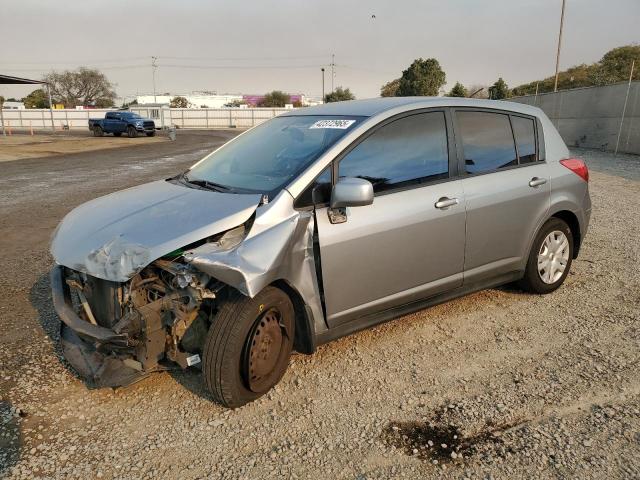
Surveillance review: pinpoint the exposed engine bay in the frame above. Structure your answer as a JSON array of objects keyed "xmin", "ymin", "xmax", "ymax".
[{"xmin": 60, "ymin": 258, "xmax": 225, "ymax": 387}]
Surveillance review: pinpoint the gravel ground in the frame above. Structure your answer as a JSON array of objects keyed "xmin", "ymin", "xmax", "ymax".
[{"xmin": 1, "ymin": 136, "xmax": 639, "ymax": 479}]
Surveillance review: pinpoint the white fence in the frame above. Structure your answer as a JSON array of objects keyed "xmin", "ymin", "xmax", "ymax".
[
  {"xmin": 0, "ymin": 108, "xmax": 113, "ymax": 131},
  {"xmin": 130, "ymin": 106, "xmax": 291, "ymax": 129},
  {"xmin": 0, "ymin": 107, "xmax": 294, "ymax": 131}
]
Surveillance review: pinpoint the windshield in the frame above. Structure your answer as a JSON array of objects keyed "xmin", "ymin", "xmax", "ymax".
[{"xmin": 187, "ymin": 115, "xmax": 362, "ymax": 195}]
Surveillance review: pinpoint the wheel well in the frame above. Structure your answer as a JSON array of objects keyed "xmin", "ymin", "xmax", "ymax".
[
  {"xmin": 271, "ymin": 280, "xmax": 315, "ymax": 355},
  {"xmin": 551, "ymin": 210, "xmax": 581, "ymax": 258}
]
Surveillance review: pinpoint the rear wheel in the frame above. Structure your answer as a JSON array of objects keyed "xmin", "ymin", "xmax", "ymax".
[
  {"xmin": 93, "ymin": 126, "xmax": 103, "ymax": 137},
  {"xmin": 519, "ymin": 217, "xmax": 573, "ymax": 294},
  {"xmin": 127, "ymin": 126, "xmax": 138, "ymax": 138},
  {"xmin": 202, "ymin": 287, "xmax": 295, "ymax": 408}
]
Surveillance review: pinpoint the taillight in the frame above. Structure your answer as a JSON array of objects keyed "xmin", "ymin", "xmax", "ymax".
[{"xmin": 560, "ymin": 158, "xmax": 589, "ymax": 182}]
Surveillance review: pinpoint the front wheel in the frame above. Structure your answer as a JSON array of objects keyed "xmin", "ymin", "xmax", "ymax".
[
  {"xmin": 127, "ymin": 126, "xmax": 138, "ymax": 138},
  {"xmin": 202, "ymin": 287, "xmax": 295, "ymax": 408},
  {"xmin": 519, "ymin": 217, "xmax": 574, "ymax": 294}
]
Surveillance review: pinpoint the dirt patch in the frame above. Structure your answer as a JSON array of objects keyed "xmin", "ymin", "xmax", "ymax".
[
  {"xmin": 0, "ymin": 133, "xmax": 167, "ymax": 162},
  {"xmin": 382, "ymin": 409, "xmax": 525, "ymax": 464}
]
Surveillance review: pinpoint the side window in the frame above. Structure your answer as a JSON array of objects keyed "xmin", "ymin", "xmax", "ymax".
[
  {"xmin": 338, "ymin": 112, "xmax": 449, "ymax": 193},
  {"xmin": 456, "ymin": 111, "xmax": 517, "ymax": 173},
  {"xmin": 295, "ymin": 166, "xmax": 332, "ymax": 208},
  {"xmin": 511, "ymin": 116, "xmax": 537, "ymax": 163}
]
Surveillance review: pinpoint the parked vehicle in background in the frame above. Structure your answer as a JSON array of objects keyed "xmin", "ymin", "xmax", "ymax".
[
  {"xmin": 89, "ymin": 111, "xmax": 156, "ymax": 138},
  {"xmin": 52, "ymin": 97, "xmax": 591, "ymax": 408}
]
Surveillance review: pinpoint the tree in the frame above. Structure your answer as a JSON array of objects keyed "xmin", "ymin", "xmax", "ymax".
[
  {"xmin": 447, "ymin": 82, "xmax": 468, "ymax": 97},
  {"xmin": 596, "ymin": 45, "xmax": 640, "ymax": 84},
  {"xmin": 489, "ymin": 78, "xmax": 509, "ymax": 99},
  {"xmin": 258, "ymin": 91, "xmax": 290, "ymax": 107},
  {"xmin": 324, "ymin": 86, "xmax": 355, "ymax": 103},
  {"xmin": 511, "ymin": 44, "xmax": 640, "ymax": 96},
  {"xmin": 43, "ymin": 67, "xmax": 116, "ymax": 108},
  {"xmin": 224, "ymin": 99, "xmax": 247, "ymax": 108},
  {"xmin": 121, "ymin": 98, "xmax": 138, "ymax": 108},
  {"xmin": 170, "ymin": 96, "xmax": 190, "ymax": 108},
  {"xmin": 22, "ymin": 88, "xmax": 50, "ymax": 108},
  {"xmin": 466, "ymin": 84, "xmax": 489, "ymax": 99},
  {"xmin": 396, "ymin": 58, "xmax": 446, "ymax": 97},
  {"xmin": 380, "ymin": 78, "xmax": 400, "ymax": 97}
]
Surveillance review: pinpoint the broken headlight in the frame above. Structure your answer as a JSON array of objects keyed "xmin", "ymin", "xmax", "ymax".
[{"xmin": 211, "ymin": 224, "xmax": 246, "ymax": 251}]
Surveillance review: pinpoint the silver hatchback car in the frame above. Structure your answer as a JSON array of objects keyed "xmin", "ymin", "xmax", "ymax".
[{"xmin": 51, "ymin": 97, "xmax": 591, "ymax": 407}]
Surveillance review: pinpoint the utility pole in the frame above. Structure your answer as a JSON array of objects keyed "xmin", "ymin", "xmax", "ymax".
[
  {"xmin": 321, "ymin": 68, "xmax": 325, "ymax": 103},
  {"xmin": 614, "ymin": 60, "xmax": 635, "ymax": 156},
  {"xmin": 151, "ymin": 56, "xmax": 158, "ymax": 103},
  {"xmin": 554, "ymin": 0, "xmax": 566, "ymax": 92},
  {"xmin": 330, "ymin": 54, "xmax": 335, "ymax": 93}
]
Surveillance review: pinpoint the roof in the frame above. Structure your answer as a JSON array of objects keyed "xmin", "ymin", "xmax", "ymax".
[
  {"xmin": 281, "ymin": 96, "xmax": 542, "ymax": 118},
  {"xmin": 0, "ymin": 74, "xmax": 46, "ymax": 85}
]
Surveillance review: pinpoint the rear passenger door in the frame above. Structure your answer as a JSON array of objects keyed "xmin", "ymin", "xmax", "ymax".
[
  {"xmin": 453, "ymin": 110, "xmax": 550, "ymax": 283},
  {"xmin": 103, "ymin": 112, "xmax": 122, "ymax": 132},
  {"xmin": 315, "ymin": 110, "xmax": 466, "ymax": 327}
]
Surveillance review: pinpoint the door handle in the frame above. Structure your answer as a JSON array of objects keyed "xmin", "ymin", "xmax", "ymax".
[
  {"xmin": 434, "ymin": 197, "xmax": 459, "ymax": 209},
  {"xmin": 529, "ymin": 177, "xmax": 547, "ymax": 187}
]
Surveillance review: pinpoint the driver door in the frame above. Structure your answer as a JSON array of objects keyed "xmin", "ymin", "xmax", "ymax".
[{"xmin": 315, "ymin": 110, "xmax": 466, "ymax": 328}]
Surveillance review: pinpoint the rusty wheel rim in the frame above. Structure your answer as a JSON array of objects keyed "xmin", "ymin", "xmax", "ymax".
[{"xmin": 245, "ymin": 308, "xmax": 285, "ymax": 393}]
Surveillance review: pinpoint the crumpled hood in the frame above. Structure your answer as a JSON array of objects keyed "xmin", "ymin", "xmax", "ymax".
[{"xmin": 51, "ymin": 180, "xmax": 262, "ymax": 282}]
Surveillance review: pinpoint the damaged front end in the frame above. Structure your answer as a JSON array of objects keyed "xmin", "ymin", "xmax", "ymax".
[{"xmin": 52, "ymin": 257, "xmax": 222, "ymax": 387}]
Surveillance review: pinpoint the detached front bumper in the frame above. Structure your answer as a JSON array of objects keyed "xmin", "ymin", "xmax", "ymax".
[
  {"xmin": 50, "ymin": 265, "xmax": 129, "ymax": 345},
  {"xmin": 50, "ymin": 265, "xmax": 147, "ymax": 387}
]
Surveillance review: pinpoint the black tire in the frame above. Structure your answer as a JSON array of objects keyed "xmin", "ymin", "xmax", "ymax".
[
  {"xmin": 519, "ymin": 217, "xmax": 574, "ymax": 294},
  {"xmin": 127, "ymin": 126, "xmax": 138, "ymax": 138},
  {"xmin": 202, "ymin": 287, "xmax": 295, "ymax": 408},
  {"xmin": 146, "ymin": 131, "xmax": 156, "ymax": 137},
  {"xmin": 113, "ymin": 132, "xmax": 122, "ymax": 137},
  {"xmin": 93, "ymin": 126, "xmax": 103, "ymax": 137}
]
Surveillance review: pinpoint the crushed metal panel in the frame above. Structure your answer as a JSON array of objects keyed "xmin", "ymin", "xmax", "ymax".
[
  {"xmin": 85, "ymin": 236, "xmax": 151, "ymax": 281},
  {"xmin": 184, "ymin": 192, "xmax": 327, "ymax": 335},
  {"xmin": 50, "ymin": 179, "xmax": 262, "ymax": 282}
]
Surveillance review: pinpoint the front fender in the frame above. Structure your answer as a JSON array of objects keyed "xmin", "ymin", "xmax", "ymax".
[{"xmin": 183, "ymin": 192, "xmax": 327, "ymax": 338}]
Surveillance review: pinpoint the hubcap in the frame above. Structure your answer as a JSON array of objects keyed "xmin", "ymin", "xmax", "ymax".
[
  {"xmin": 246, "ymin": 308, "xmax": 284, "ymax": 392},
  {"xmin": 537, "ymin": 230, "xmax": 570, "ymax": 284}
]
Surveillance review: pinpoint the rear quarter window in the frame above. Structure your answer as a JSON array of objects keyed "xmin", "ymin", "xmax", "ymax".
[
  {"xmin": 456, "ymin": 111, "xmax": 517, "ymax": 173},
  {"xmin": 511, "ymin": 116, "xmax": 537, "ymax": 163}
]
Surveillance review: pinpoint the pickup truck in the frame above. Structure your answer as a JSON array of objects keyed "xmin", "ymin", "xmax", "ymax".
[{"xmin": 89, "ymin": 111, "xmax": 156, "ymax": 138}]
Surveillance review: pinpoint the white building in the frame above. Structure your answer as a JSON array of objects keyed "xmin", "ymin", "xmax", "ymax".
[
  {"xmin": 2, "ymin": 101, "xmax": 25, "ymax": 109},
  {"xmin": 136, "ymin": 93, "xmax": 243, "ymax": 108}
]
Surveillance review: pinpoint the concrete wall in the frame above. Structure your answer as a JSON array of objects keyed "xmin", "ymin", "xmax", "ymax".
[{"xmin": 510, "ymin": 81, "xmax": 640, "ymax": 155}]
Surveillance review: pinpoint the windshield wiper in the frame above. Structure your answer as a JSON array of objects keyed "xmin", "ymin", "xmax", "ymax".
[{"xmin": 182, "ymin": 173, "xmax": 234, "ymax": 193}]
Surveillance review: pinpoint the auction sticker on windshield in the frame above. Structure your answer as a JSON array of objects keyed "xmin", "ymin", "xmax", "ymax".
[{"xmin": 309, "ymin": 119, "xmax": 356, "ymax": 129}]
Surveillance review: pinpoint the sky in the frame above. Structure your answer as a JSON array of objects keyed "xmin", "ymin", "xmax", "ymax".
[{"xmin": 1, "ymin": 0, "xmax": 639, "ymax": 103}]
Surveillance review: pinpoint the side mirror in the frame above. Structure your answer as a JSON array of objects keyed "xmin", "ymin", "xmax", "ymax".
[{"xmin": 330, "ymin": 177, "xmax": 374, "ymax": 209}]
